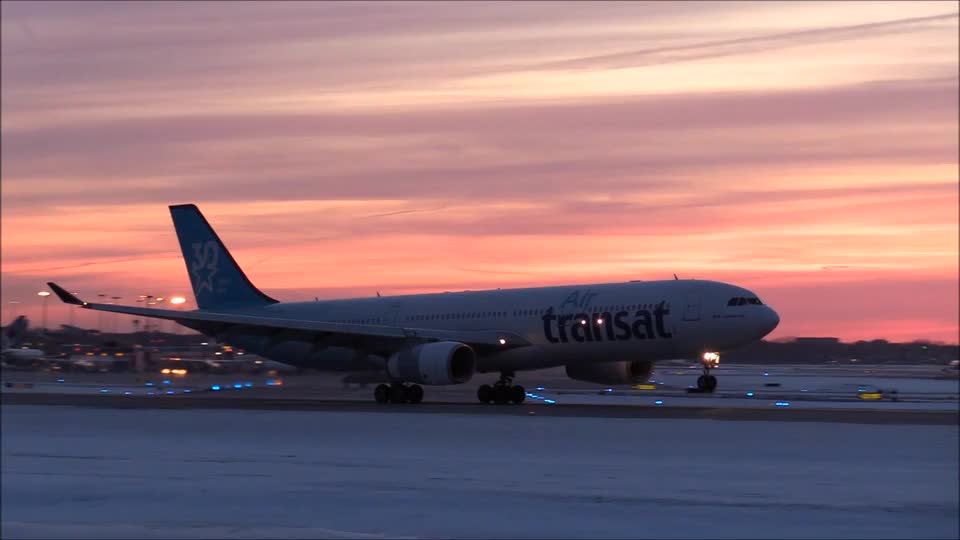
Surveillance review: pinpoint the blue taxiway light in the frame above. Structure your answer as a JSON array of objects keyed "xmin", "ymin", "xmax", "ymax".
[
  {"xmin": 243, "ymin": 382, "xmax": 253, "ymax": 388},
  {"xmin": 775, "ymin": 401, "xmax": 791, "ymax": 407},
  {"xmin": 123, "ymin": 391, "xmax": 132, "ymax": 396},
  {"xmin": 763, "ymin": 372, "xmax": 769, "ymax": 376},
  {"xmin": 543, "ymin": 399, "xmax": 556, "ymax": 404},
  {"xmin": 144, "ymin": 382, "xmax": 154, "ymax": 387},
  {"xmin": 233, "ymin": 383, "xmax": 243, "ymax": 389},
  {"xmin": 535, "ymin": 387, "xmax": 545, "ymax": 391},
  {"xmin": 746, "ymin": 392, "xmax": 755, "ymax": 397},
  {"xmin": 166, "ymin": 390, "xmax": 175, "ymax": 395},
  {"xmin": 211, "ymin": 385, "xmax": 221, "ymax": 391},
  {"xmin": 56, "ymin": 378, "xmax": 65, "ymax": 383},
  {"xmin": 605, "ymin": 388, "xmax": 613, "ymax": 392},
  {"xmin": 654, "ymin": 400, "xmax": 664, "ymax": 405},
  {"xmin": 183, "ymin": 389, "xmax": 192, "ymax": 393},
  {"xmin": 162, "ymin": 380, "xmax": 171, "ymax": 385},
  {"xmin": 147, "ymin": 391, "xmax": 155, "ymax": 396},
  {"xmin": 100, "ymin": 389, "xmax": 110, "ymax": 393}
]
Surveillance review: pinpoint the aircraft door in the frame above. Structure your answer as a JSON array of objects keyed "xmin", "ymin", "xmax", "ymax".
[
  {"xmin": 682, "ymin": 292, "xmax": 701, "ymax": 322},
  {"xmin": 382, "ymin": 301, "xmax": 402, "ymax": 326}
]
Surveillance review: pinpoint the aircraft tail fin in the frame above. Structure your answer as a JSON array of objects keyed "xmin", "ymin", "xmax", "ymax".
[
  {"xmin": 168, "ymin": 204, "xmax": 278, "ymax": 310},
  {"xmin": 3, "ymin": 316, "xmax": 29, "ymax": 349}
]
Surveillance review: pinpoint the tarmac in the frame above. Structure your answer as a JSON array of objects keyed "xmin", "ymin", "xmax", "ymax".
[{"xmin": 3, "ymin": 363, "xmax": 957, "ymax": 425}]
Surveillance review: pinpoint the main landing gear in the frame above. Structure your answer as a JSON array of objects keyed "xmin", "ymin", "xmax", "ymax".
[
  {"xmin": 696, "ymin": 352, "xmax": 720, "ymax": 392},
  {"xmin": 477, "ymin": 372, "xmax": 526, "ymax": 404},
  {"xmin": 374, "ymin": 383, "xmax": 424, "ymax": 404}
]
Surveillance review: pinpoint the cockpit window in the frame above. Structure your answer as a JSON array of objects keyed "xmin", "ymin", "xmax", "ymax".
[{"xmin": 729, "ymin": 296, "xmax": 763, "ymax": 306}]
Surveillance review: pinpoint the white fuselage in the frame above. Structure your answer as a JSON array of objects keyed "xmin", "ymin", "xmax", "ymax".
[{"xmin": 216, "ymin": 279, "xmax": 779, "ymax": 374}]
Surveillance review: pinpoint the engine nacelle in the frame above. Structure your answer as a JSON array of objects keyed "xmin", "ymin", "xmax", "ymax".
[
  {"xmin": 387, "ymin": 341, "xmax": 476, "ymax": 385},
  {"xmin": 565, "ymin": 360, "xmax": 654, "ymax": 385}
]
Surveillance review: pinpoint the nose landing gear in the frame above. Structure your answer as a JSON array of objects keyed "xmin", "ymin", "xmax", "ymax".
[
  {"xmin": 696, "ymin": 352, "xmax": 719, "ymax": 392},
  {"xmin": 477, "ymin": 372, "xmax": 526, "ymax": 404}
]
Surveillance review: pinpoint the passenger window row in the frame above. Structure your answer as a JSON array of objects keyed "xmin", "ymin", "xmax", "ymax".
[
  {"xmin": 727, "ymin": 297, "xmax": 763, "ymax": 306},
  {"xmin": 333, "ymin": 317, "xmax": 383, "ymax": 324},
  {"xmin": 511, "ymin": 303, "xmax": 668, "ymax": 316},
  {"xmin": 338, "ymin": 302, "xmax": 673, "ymax": 325},
  {"xmin": 407, "ymin": 311, "xmax": 507, "ymax": 322}
]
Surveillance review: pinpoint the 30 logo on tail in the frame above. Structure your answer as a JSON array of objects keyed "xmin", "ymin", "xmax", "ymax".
[{"xmin": 191, "ymin": 241, "xmax": 220, "ymax": 293}]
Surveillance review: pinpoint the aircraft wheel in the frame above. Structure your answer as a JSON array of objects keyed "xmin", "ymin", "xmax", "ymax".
[
  {"xmin": 406, "ymin": 384, "xmax": 424, "ymax": 404},
  {"xmin": 477, "ymin": 384, "xmax": 493, "ymax": 403},
  {"xmin": 389, "ymin": 384, "xmax": 408, "ymax": 404},
  {"xmin": 510, "ymin": 385, "xmax": 526, "ymax": 404},
  {"xmin": 697, "ymin": 375, "xmax": 718, "ymax": 392},
  {"xmin": 374, "ymin": 384, "xmax": 390, "ymax": 404}
]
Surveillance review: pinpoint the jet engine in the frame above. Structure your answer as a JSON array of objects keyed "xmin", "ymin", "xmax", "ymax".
[
  {"xmin": 387, "ymin": 341, "xmax": 476, "ymax": 385},
  {"xmin": 565, "ymin": 360, "xmax": 654, "ymax": 385}
]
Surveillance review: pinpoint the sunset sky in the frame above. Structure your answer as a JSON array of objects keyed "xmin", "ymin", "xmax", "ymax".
[{"xmin": 1, "ymin": 1, "xmax": 957, "ymax": 343}]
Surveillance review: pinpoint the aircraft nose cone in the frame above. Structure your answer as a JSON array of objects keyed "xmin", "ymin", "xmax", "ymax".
[{"xmin": 762, "ymin": 306, "xmax": 780, "ymax": 335}]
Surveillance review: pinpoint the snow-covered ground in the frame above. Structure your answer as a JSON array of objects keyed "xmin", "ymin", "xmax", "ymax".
[{"xmin": 2, "ymin": 405, "xmax": 957, "ymax": 539}]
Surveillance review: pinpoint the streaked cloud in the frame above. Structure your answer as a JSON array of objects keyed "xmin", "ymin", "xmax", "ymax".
[{"xmin": 527, "ymin": 12, "xmax": 958, "ymax": 72}]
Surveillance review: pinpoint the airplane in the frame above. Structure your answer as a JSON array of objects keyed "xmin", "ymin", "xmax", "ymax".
[
  {"xmin": 47, "ymin": 204, "xmax": 780, "ymax": 404},
  {"xmin": 1, "ymin": 316, "xmax": 45, "ymax": 363}
]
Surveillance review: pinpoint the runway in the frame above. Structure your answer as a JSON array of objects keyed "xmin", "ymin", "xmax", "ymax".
[
  {"xmin": 3, "ymin": 404, "xmax": 958, "ymax": 539},
  {"xmin": 3, "ymin": 363, "xmax": 958, "ymax": 538},
  {"xmin": 2, "ymin": 393, "xmax": 957, "ymax": 425},
  {"xmin": 3, "ymin": 363, "xmax": 957, "ymax": 425}
]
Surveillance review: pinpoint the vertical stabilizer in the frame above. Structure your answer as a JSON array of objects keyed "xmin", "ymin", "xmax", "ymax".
[{"xmin": 168, "ymin": 204, "xmax": 277, "ymax": 310}]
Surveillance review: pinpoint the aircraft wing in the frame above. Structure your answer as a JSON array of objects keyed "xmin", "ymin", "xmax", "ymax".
[{"xmin": 47, "ymin": 282, "xmax": 531, "ymax": 352}]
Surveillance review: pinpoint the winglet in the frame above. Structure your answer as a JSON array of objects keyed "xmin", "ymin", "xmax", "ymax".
[{"xmin": 47, "ymin": 282, "xmax": 86, "ymax": 306}]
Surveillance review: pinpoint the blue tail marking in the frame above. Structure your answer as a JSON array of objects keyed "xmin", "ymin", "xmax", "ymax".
[{"xmin": 169, "ymin": 204, "xmax": 277, "ymax": 310}]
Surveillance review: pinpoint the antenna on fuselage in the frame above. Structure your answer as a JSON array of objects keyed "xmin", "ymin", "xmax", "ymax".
[
  {"xmin": 673, "ymin": 274, "xmax": 679, "ymax": 280},
  {"xmin": 376, "ymin": 291, "xmax": 381, "ymax": 297}
]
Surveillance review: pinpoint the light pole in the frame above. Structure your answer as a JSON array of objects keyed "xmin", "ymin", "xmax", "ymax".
[
  {"xmin": 155, "ymin": 298, "xmax": 165, "ymax": 333},
  {"xmin": 96, "ymin": 294, "xmax": 108, "ymax": 332},
  {"xmin": 69, "ymin": 292, "xmax": 79, "ymax": 327},
  {"xmin": 170, "ymin": 296, "xmax": 187, "ymax": 335},
  {"xmin": 137, "ymin": 295, "xmax": 154, "ymax": 334},
  {"xmin": 6, "ymin": 300, "xmax": 20, "ymax": 324},
  {"xmin": 110, "ymin": 297, "xmax": 122, "ymax": 333},
  {"xmin": 37, "ymin": 291, "xmax": 51, "ymax": 333}
]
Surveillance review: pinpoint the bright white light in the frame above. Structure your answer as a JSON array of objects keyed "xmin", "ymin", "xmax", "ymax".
[
  {"xmin": 37, "ymin": 291, "xmax": 51, "ymax": 297},
  {"xmin": 703, "ymin": 352, "xmax": 720, "ymax": 361},
  {"xmin": 580, "ymin": 319, "xmax": 587, "ymax": 325},
  {"xmin": 170, "ymin": 297, "xmax": 187, "ymax": 305},
  {"xmin": 596, "ymin": 318, "xmax": 604, "ymax": 324},
  {"xmin": 498, "ymin": 338, "xmax": 506, "ymax": 345}
]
